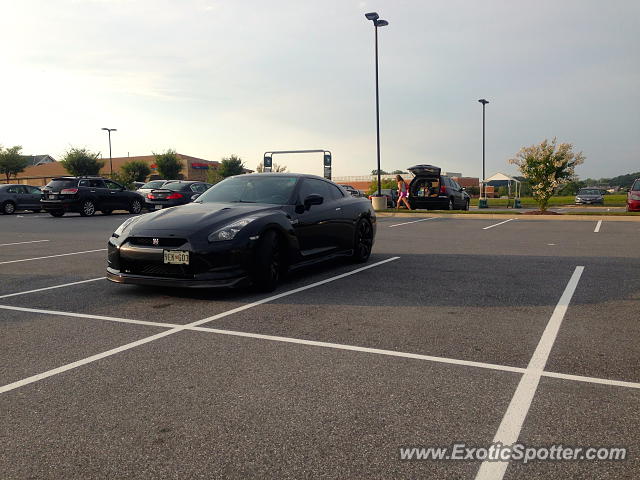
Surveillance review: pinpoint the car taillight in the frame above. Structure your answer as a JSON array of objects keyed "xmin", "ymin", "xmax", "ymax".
[
  {"xmin": 60, "ymin": 188, "xmax": 78, "ymax": 194},
  {"xmin": 439, "ymin": 185, "xmax": 447, "ymax": 194},
  {"xmin": 166, "ymin": 193, "xmax": 183, "ymax": 200}
]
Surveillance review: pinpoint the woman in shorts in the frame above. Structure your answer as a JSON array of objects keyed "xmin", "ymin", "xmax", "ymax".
[{"xmin": 396, "ymin": 175, "xmax": 411, "ymax": 210}]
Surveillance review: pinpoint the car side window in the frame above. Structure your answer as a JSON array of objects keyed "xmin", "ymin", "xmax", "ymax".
[
  {"xmin": 7, "ymin": 186, "xmax": 19, "ymax": 193},
  {"xmin": 104, "ymin": 180, "xmax": 122, "ymax": 190},
  {"xmin": 298, "ymin": 179, "xmax": 331, "ymax": 202},
  {"xmin": 190, "ymin": 183, "xmax": 206, "ymax": 193},
  {"xmin": 89, "ymin": 179, "xmax": 105, "ymax": 188},
  {"xmin": 78, "ymin": 180, "xmax": 89, "ymax": 187},
  {"xmin": 27, "ymin": 186, "xmax": 41, "ymax": 194},
  {"xmin": 326, "ymin": 183, "xmax": 345, "ymax": 200}
]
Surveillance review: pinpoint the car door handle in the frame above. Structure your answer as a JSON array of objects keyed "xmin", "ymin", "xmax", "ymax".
[
  {"xmin": 90, "ymin": 190, "xmax": 96, "ymax": 192},
  {"xmin": 335, "ymin": 207, "xmax": 341, "ymax": 211}
]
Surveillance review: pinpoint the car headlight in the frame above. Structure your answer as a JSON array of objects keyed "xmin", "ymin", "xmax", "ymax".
[
  {"xmin": 631, "ymin": 194, "xmax": 640, "ymax": 201},
  {"xmin": 112, "ymin": 216, "xmax": 141, "ymax": 238},
  {"xmin": 208, "ymin": 217, "xmax": 257, "ymax": 242}
]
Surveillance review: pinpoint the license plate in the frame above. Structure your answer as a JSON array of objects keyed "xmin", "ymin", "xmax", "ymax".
[
  {"xmin": 163, "ymin": 250, "xmax": 189, "ymax": 265},
  {"xmin": 154, "ymin": 204, "xmax": 162, "ymax": 210}
]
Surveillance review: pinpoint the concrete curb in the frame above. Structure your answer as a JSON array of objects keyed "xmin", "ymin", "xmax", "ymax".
[{"xmin": 376, "ymin": 212, "xmax": 640, "ymax": 222}]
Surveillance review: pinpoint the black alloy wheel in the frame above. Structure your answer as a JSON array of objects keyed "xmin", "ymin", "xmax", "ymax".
[
  {"xmin": 252, "ymin": 230, "xmax": 283, "ymax": 292},
  {"xmin": 352, "ymin": 218, "xmax": 373, "ymax": 263}
]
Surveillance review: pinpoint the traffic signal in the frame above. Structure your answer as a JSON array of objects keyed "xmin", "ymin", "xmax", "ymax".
[
  {"xmin": 263, "ymin": 155, "xmax": 272, "ymax": 172},
  {"xmin": 323, "ymin": 153, "xmax": 332, "ymax": 167}
]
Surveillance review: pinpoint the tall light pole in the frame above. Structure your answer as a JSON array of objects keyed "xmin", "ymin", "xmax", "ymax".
[
  {"xmin": 101, "ymin": 127, "xmax": 117, "ymax": 177},
  {"xmin": 365, "ymin": 12, "xmax": 388, "ymax": 197},
  {"xmin": 478, "ymin": 99, "xmax": 489, "ymax": 208}
]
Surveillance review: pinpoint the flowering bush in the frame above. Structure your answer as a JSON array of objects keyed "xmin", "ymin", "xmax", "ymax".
[{"xmin": 509, "ymin": 138, "xmax": 585, "ymax": 211}]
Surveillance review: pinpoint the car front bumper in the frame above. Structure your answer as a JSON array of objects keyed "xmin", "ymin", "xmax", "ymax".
[
  {"xmin": 627, "ymin": 199, "xmax": 640, "ymax": 212},
  {"xmin": 106, "ymin": 236, "xmax": 255, "ymax": 288}
]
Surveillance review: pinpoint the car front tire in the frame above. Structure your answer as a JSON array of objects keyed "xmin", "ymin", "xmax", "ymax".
[
  {"xmin": 252, "ymin": 230, "xmax": 283, "ymax": 292},
  {"xmin": 2, "ymin": 201, "xmax": 16, "ymax": 214},
  {"xmin": 49, "ymin": 210, "xmax": 65, "ymax": 217}
]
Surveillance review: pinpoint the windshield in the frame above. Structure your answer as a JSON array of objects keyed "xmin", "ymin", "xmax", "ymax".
[
  {"xmin": 578, "ymin": 189, "xmax": 601, "ymax": 195},
  {"xmin": 140, "ymin": 180, "xmax": 166, "ymax": 189},
  {"xmin": 45, "ymin": 180, "xmax": 76, "ymax": 190},
  {"xmin": 631, "ymin": 180, "xmax": 640, "ymax": 192},
  {"xmin": 198, "ymin": 176, "xmax": 298, "ymax": 204}
]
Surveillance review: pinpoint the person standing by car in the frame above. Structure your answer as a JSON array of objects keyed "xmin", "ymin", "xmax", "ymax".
[{"xmin": 396, "ymin": 175, "xmax": 411, "ymax": 210}]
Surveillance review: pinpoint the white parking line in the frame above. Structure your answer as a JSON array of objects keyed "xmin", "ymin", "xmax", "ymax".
[
  {"xmin": 0, "ymin": 256, "xmax": 400, "ymax": 394},
  {"xmin": 594, "ymin": 220, "xmax": 602, "ymax": 233},
  {"xmin": 474, "ymin": 266, "xmax": 584, "ymax": 480},
  {"xmin": 0, "ymin": 249, "xmax": 107, "ymax": 265},
  {"xmin": 0, "ymin": 240, "xmax": 50, "ymax": 247},
  {"xmin": 3, "ymin": 283, "xmax": 639, "ymax": 393},
  {"xmin": 388, "ymin": 218, "xmax": 436, "ymax": 228},
  {"xmin": 482, "ymin": 218, "xmax": 515, "ymax": 230},
  {"xmin": 0, "ymin": 277, "xmax": 105, "ymax": 299},
  {"xmin": 0, "ymin": 304, "xmax": 175, "ymax": 329}
]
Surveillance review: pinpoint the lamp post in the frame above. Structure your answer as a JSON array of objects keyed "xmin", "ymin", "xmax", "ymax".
[
  {"xmin": 101, "ymin": 127, "xmax": 117, "ymax": 177},
  {"xmin": 477, "ymin": 99, "xmax": 489, "ymax": 208},
  {"xmin": 365, "ymin": 12, "xmax": 388, "ymax": 198}
]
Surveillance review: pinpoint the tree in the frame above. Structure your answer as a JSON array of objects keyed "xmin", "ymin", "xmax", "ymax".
[
  {"xmin": 206, "ymin": 168, "xmax": 223, "ymax": 185},
  {"xmin": 366, "ymin": 178, "xmax": 397, "ymax": 195},
  {"xmin": 255, "ymin": 162, "xmax": 288, "ymax": 173},
  {"xmin": 121, "ymin": 160, "xmax": 151, "ymax": 183},
  {"xmin": 0, "ymin": 145, "xmax": 27, "ymax": 182},
  {"xmin": 60, "ymin": 147, "xmax": 104, "ymax": 176},
  {"xmin": 509, "ymin": 138, "xmax": 585, "ymax": 211},
  {"xmin": 371, "ymin": 169, "xmax": 389, "ymax": 175},
  {"xmin": 153, "ymin": 149, "xmax": 183, "ymax": 179},
  {"xmin": 391, "ymin": 169, "xmax": 407, "ymax": 175},
  {"xmin": 219, "ymin": 154, "xmax": 245, "ymax": 178}
]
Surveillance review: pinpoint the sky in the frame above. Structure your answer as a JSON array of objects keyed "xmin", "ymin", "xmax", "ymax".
[{"xmin": 1, "ymin": 0, "xmax": 638, "ymax": 180}]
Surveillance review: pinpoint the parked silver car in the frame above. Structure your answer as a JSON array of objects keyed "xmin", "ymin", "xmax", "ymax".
[
  {"xmin": 575, "ymin": 188, "xmax": 604, "ymax": 205},
  {"xmin": 0, "ymin": 184, "xmax": 43, "ymax": 214}
]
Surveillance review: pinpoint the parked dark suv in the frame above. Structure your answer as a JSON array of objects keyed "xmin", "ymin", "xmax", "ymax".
[
  {"xmin": 41, "ymin": 177, "xmax": 145, "ymax": 217},
  {"xmin": 407, "ymin": 165, "xmax": 470, "ymax": 210}
]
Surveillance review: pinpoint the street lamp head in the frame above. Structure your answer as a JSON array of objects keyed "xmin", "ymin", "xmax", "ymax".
[
  {"xmin": 478, "ymin": 99, "xmax": 489, "ymax": 105},
  {"xmin": 365, "ymin": 12, "xmax": 379, "ymax": 21},
  {"xmin": 375, "ymin": 19, "xmax": 389, "ymax": 27}
]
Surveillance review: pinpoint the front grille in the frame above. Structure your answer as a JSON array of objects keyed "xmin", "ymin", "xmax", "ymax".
[
  {"xmin": 121, "ymin": 260, "xmax": 193, "ymax": 278},
  {"xmin": 128, "ymin": 237, "xmax": 187, "ymax": 247}
]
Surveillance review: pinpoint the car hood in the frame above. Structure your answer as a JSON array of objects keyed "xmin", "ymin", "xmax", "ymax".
[{"xmin": 129, "ymin": 201, "xmax": 283, "ymax": 236}]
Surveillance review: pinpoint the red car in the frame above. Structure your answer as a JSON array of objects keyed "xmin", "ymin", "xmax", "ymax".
[{"xmin": 628, "ymin": 179, "xmax": 640, "ymax": 212}]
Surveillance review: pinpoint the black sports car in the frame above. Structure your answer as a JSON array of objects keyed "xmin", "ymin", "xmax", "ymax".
[{"xmin": 107, "ymin": 173, "xmax": 376, "ymax": 291}]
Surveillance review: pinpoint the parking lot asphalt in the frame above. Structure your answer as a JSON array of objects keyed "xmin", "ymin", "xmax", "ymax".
[{"xmin": 1, "ymin": 212, "xmax": 639, "ymax": 479}]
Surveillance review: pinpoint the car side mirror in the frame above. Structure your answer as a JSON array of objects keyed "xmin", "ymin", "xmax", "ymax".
[
  {"xmin": 191, "ymin": 194, "xmax": 200, "ymax": 200},
  {"xmin": 303, "ymin": 194, "xmax": 323, "ymax": 210},
  {"xmin": 461, "ymin": 187, "xmax": 466, "ymax": 191}
]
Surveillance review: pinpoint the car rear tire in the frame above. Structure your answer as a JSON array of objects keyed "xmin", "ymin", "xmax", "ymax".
[
  {"xmin": 80, "ymin": 200, "xmax": 96, "ymax": 217},
  {"xmin": 252, "ymin": 230, "xmax": 283, "ymax": 292},
  {"xmin": 351, "ymin": 218, "xmax": 373, "ymax": 263},
  {"xmin": 2, "ymin": 201, "xmax": 16, "ymax": 214},
  {"xmin": 129, "ymin": 199, "xmax": 143, "ymax": 214},
  {"xmin": 49, "ymin": 210, "xmax": 65, "ymax": 217}
]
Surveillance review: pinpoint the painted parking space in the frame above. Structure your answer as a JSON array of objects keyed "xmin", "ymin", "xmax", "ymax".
[{"xmin": 1, "ymin": 214, "xmax": 639, "ymax": 479}]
